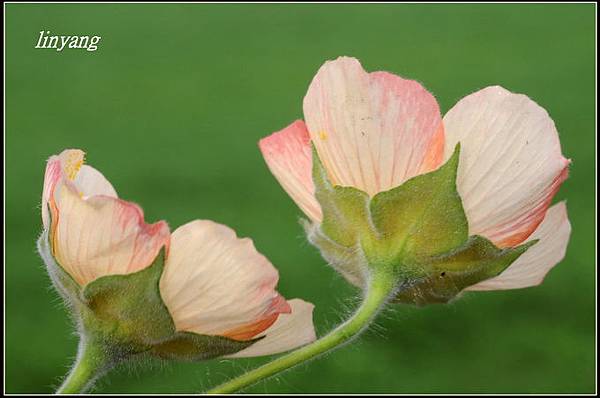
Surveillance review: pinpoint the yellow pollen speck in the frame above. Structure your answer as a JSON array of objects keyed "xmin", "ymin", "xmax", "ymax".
[
  {"xmin": 319, "ymin": 131, "xmax": 328, "ymax": 140},
  {"xmin": 64, "ymin": 151, "xmax": 85, "ymax": 180}
]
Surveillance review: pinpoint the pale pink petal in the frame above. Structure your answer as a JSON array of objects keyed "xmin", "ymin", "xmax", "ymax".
[
  {"xmin": 226, "ymin": 299, "xmax": 316, "ymax": 358},
  {"xmin": 160, "ymin": 220, "xmax": 293, "ymax": 339},
  {"xmin": 259, "ymin": 120, "xmax": 322, "ymax": 221},
  {"xmin": 303, "ymin": 56, "xmax": 445, "ymax": 196},
  {"xmin": 74, "ymin": 165, "xmax": 118, "ymax": 199},
  {"xmin": 466, "ymin": 202, "xmax": 571, "ymax": 291},
  {"xmin": 443, "ymin": 86, "xmax": 570, "ymax": 247},
  {"xmin": 52, "ymin": 182, "xmax": 170, "ymax": 286}
]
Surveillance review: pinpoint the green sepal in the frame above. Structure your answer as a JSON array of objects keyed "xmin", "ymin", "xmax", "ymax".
[
  {"xmin": 81, "ymin": 249, "xmax": 175, "ymax": 349},
  {"xmin": 37, "ymin": 230, "xmax": 83, "ymax": 309},
  {"xmin": 312, "ymin": 145, "xmax": 371, "ymax": 247},
  {"xmin": 309, "ymin": 144, "xmax": 538, "ymax": 305},
  {"xmin": 151, "ymin": 331, "xmax": 259, "ymax": 361},
  {"xmin": 302, "ymin": 219, "xmax": 367, "ymax": 288},
  {"xmin": 367, "ymin": 144, "xmax": 468, "ymax": 263},
  {"xmin": 394, "ymin": 236, "xmax": 537, "ymax": 305},
  {"xmin": 312, "ymin": 145, "xmax": 469, "ymax": 276}
]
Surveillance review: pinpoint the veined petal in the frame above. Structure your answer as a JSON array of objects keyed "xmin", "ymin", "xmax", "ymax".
[
  {"xmin": 303, "ymin": 56, "xmax": 445, "ymax": 196},
  {"xmin": 466, "ymin": 202, "xmax": 571, "ymax": 291},
  {"xmin": 160, "ymin": 220, "xmax": 292, "ymax": 340},
  {"xmin": 52, "ymin": 183, "xmax": 170, "ymax": 286},
  {"xmin": 226, "ymin": 299, "xmax": 316, "ymax": 358},
  {"xmin": 42, "ymin": 149, "xmax": 169, "ymax": 286},
  {"xmin": 259, "ymin": 120, "xmax": 322, "ymax": 221},
  {"xmin": 443, "ymin": 86, "xmax": 570, "ymax": 247}
]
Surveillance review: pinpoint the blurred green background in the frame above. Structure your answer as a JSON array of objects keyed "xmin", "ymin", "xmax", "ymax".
[{"xmin": 5, "ymin": 3, "xmax": 596, "ymax": 394}]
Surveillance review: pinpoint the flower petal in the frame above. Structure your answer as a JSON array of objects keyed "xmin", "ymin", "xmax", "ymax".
[
  {"xmin": 52, "ymin": 183, "xmax": 170, "ymax": 286},
  {"xmin": 443, "ymin": 86, "xmax": 570, "ymax": 247},
  {"xmin": 160, "ymin": 220, "xmax": 292, "ymax": 339},
  {"xmin": 303, "ymin": 56, "xmax": 444, "ymax": 196},
  {"xmin": 226, "ymin": 299, "xmax": 316, "ymax": 358},
  {"xmin": 74, "ymin": 165, "xmax": 118, "ymax": 199},
  {"xmin": 466, "ymin": 202, "xmax": 571, "ymax": 291},
  {"xmin": 259, "ymin": 120, "xmax": 322, "ymax": 221}
]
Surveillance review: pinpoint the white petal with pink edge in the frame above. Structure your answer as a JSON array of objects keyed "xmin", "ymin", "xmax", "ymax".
[
  {"xmin": 443, "ymin": 86, "xmax": 570, "ymax": 248},
  {"xmin": 259, "ymin": 120, "xmax": 322, "ymax": 222},
  {"xmin": 466, "ymin": 202, "xmax": 571, "ymax": 291},
  {"xmin": 303, "ymin": 56, "xmax": 445, "ymax": 196},
  {"xmin": 52, "ymin": 183, "xmax": 169, "ymax": 286},
  {"xmin": 226, "ymin": 299, "xmax": 316, "ymax": 358},
  {"xmin": 159, "ymin": 220, "xmax": 295, "ymax": 340}
]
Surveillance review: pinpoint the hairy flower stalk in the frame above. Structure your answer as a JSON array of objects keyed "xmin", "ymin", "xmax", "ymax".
[
  {"xmin": 209, "ymin": 269, "xmax": 397, "ymax": 394},
  {"xmin": 39, "ymin": 149, "xmax": 316, "ymax": 394},
  {"xmin": 209, "ymin": 56, "xmax": 572, "ymax": 392}
]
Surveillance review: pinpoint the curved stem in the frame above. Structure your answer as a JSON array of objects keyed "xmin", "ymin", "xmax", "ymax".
[
  {"xmin": 207, "ymin": 271, "xmax": 396, "ymax": 394},
  {"xmin": 56, "ymin": 337, "xmax": 109, "ymax": 394}
]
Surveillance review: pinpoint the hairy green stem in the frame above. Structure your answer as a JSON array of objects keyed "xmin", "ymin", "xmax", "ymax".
[
  {"xmin": 206, "ymin": 271, "xmax": 396, "ymax": 394},
  {"xmin": 56, "ymin": 337, "xmax": 109, "ymax": 394}
]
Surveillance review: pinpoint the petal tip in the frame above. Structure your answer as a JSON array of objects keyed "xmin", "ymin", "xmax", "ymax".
[
  {"xmin": 328, "ymin": 55, "xmax": 361, "ymax": 66},
  {"xmin": 259, "ymin": 120, "xmax": 309, "ymax": 153}
]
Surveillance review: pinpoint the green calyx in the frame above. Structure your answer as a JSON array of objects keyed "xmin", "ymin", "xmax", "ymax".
[
  {"xmin": 38, "ymin": 232, "xmax": 256, "ymax": 363},
  {"xmin": 310, "ymin": 144, "xmax": 536, "ymax": 305},
  {"xmin": 393, "ymin": 236, "xmax": 536, "ymax": 305}
]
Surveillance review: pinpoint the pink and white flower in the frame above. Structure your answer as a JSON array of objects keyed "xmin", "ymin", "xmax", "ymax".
[
  {"xmin": 41, "ymin": 149, "xmax": 315, "ymax": 356},
  {"xmin": 259, "ymin": 56, "xmax": 571, "ymax": 291}
]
